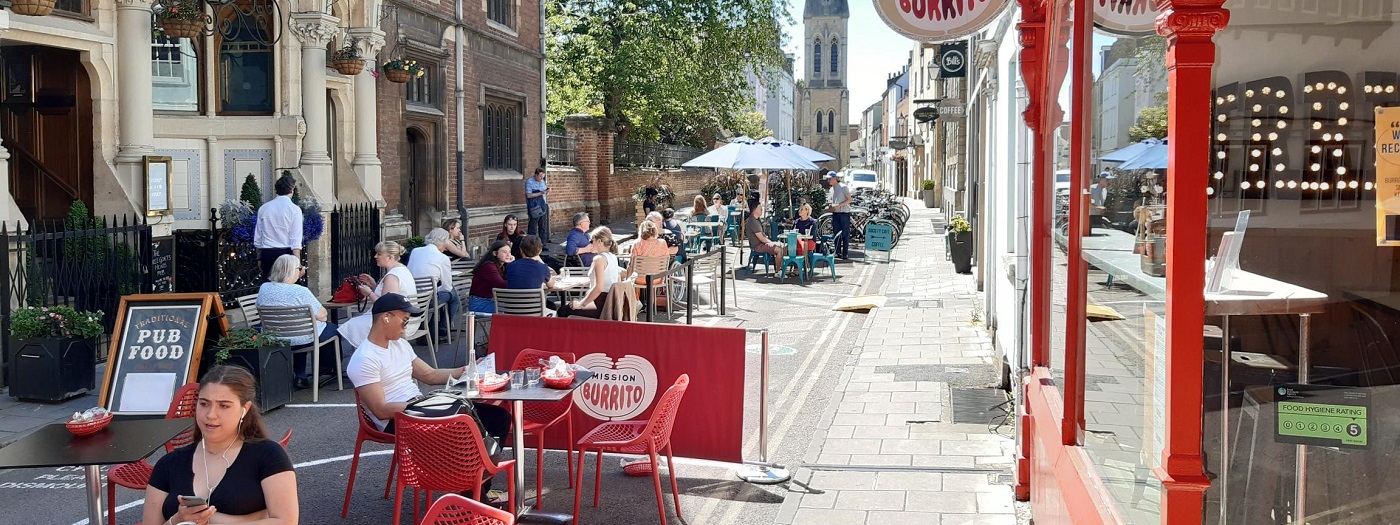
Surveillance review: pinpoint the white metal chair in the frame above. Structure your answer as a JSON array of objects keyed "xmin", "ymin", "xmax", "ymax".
[
  {"xmin": 235, "ymin": 294, "xmax": 260, "ymax": 329},
  {"xmin": 629, "ymin": 254, "xmax": 673, "ymax": 320},
  {"xmin": 559, "ymin": 266, "xmax": 590, "ymax": 302},
  {"xmin": 492, "ymin": 288, "xmax": 550, "ymax": 317},
  {"xmin": 401, "ymin": 290, "xmax": 440, "ymax": 368},
  {"xmin": 414, "ymin": 275, "xmax": 452, "ymax": 345},
  {"xmin": 256, "ymin": 304, "xmax": 344, "ymax": 403}
]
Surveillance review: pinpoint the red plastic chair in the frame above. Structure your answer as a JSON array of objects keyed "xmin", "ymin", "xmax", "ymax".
[
  {"xmin": 572, "ymin": 374, "xmax": 690, "ymax": 525},
  {"xmin": 106, "ymin": 382, "xmax": 200, "ymax": 525},
  {"xmin": 417, "ymin": 493, "xmax": 516, "ymax": 525},
  {"xmin": 342, "ymin": 390, "xmax": 400, "ymax": 518},
  {"xmin": 391, "ymin": 412, "xmax": 517, "ymax": 525},
  {"xmin": 509, "ymin": 349, "xmax": 577, "ymax": 509},
  {"xmin": 278, "ymin": 428, "xmax": 293, "ymax": 449}
]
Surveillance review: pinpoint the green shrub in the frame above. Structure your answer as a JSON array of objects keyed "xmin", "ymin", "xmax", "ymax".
[
  {"xmin": 922, "ymin": 180, "xmax": 936, "ymax": 191},
  {"xmin": 240, "ymin": 174, "xmax": 263, "ymax": 208},
  {"xmin": 949, "ymin": 215, "xmax": 971, "ymax": 233},
  {"xmin": 10, "ymin": 305, "xmax": 104, "ymax": 340},
  {"xmin": 213, "ymin": 327, "xmax": 287, "ymax": 363}
]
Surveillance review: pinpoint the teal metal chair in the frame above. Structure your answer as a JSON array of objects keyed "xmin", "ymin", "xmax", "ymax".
[
  {"xmin": 725, "ymin": 208, "xmax": 743, "ymax": 245},
  {"xmin": 808, "ymin": 230, "xmax": 842, "ymax": 279},
  {"xmin": 780, "ymin": 232, "xmax": 808, "ymax": 283}
]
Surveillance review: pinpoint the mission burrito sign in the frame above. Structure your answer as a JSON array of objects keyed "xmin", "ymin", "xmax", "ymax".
[
  {"xmin": 1094, "ymin": 0, "xmax": 1160, "ymax": 36},
  {"xmin": 873, "ymin": 0, "xmax": 1011, "ymax": 42}
]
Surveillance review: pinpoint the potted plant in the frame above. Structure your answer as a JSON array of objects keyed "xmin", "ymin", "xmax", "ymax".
[
  {"xmin": 6, "ymin": 306, "xmax": 103, "ymax": 401},
  {"xmin": 922, "ymin": 179, "xmax": 937, "ymax": 209},
  {"xmin": 9, "ymin": 0, "xmax": 56, "ymax": 17},
  {"xmin": 208, "ymin": 328, "xmax": 292, "ymax": 412},
  {"xmin": 381, "ymin": 58, "xmax": 424, "ymax": 84},
  {"xmin": 947, "ymin": 215, "xmax": 974, "ymax": 274},
  {"xmin": 154, "ymin": 0, "xmax": 205, "ymax": 40},
  {"xmin": 330, "ymin": 40, "xmax": 365, "ymax": 76}
]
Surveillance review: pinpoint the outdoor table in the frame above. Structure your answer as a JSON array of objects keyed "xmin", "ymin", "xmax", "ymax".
[
  {"xmin": 549, "ymin": 276, "xmax": 590, "ymax": 292},
  {"xmin": 322, "ymin": 299, "xmax": 358, "ymax": 325},
  {"xmin": 468, "ymin": 371, "xmax": 593, "ymax": 524},
  {"xmin": 0, "ymin": 418, "xmax": 193, "ymax": 525}
]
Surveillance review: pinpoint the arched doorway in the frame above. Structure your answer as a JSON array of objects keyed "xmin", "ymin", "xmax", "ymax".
[
  {"xmin": 403, "ymin": 128, "xmax": 426, "ymax": 234},
  {"xmin": 1, "ymin": 46, "xmax": 94, "ymax": 219}
]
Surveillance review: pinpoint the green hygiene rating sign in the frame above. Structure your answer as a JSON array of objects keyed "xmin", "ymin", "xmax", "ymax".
[{"xmin": 1274, "ymin": 384, "xmax": 1370, "ymax": 448}]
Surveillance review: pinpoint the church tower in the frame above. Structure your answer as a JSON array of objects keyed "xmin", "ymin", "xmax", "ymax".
[{"xmin": 799, "ymin": 0, "xmax": 850, "ymax": 171}]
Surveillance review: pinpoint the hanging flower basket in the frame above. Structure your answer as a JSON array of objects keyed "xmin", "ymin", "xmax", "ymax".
[
  {"xmin": 160, "ymin": 18, "xmax": 204, "ymax": 39},
  {"xmin": 383, "ymin": 69, "xmax": 411, "ymax": 83},
  {"xmin": 331, "ymin": 58, "xmax": 365, "ymax": 76},
  {"xmin": 381, "ymin": 58, "xmax": 424, "ymax": 84},
  {"xmin": 10, "ymin": 0, "xmax": 56, "ymax": 16}
]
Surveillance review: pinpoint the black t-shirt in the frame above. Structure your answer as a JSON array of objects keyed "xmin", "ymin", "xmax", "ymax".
[{"xmin": 148, "ymin": 439, "xmax": 294, "ymax": 520}]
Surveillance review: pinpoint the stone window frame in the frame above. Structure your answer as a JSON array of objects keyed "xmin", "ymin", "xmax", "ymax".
[
  {"xmin": 812, "ymin": 40, "xmax": 822, "ymax": 76},
  {"xmin": 485, "ymin": 0, "xmax": 518, "ymax": 35},
  {"xmin": 213, "ymin": 4, "xmax": 277, "ymax": 116},
  {"xmin": 482, "ymin": 86, "xmax": 527, "ymax": 179}
]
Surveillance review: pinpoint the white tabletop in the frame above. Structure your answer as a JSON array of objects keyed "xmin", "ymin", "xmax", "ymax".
[{"xmin": 1204, "ymin": 269, "xmax": 1327, "ymax": 316}]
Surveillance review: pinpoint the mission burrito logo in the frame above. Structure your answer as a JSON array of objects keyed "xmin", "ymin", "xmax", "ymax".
[
  {"xmin": 874, "ymin": 0, "xmax": 1010, "ymax": 42},
  {"xmin": 1095, "ymin": 0, "xmax": 1160, "ymax": 36},
  {"xmin": 574, "ymin": 354, "xmax": 659, "ymax": 421}
]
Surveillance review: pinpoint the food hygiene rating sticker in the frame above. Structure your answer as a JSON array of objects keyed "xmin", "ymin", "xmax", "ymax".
[{"xmin": 1275, "ymin": 384, "xmax": 1369, "ymax": 448}]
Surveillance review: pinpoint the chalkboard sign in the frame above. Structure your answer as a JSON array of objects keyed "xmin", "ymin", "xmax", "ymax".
[
  {"xmin": 865, "ymin": 223, "xmax": 895, "ymax": 253},
  {"xmin": 98, "ymin": 293, "xmax": 228, "ymax": 415},
  {"xmin": 151, "ymin": 237, "xmax": 174, "ymax": 293}
]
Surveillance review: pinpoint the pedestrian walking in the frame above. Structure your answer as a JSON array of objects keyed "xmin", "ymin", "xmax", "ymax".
[
  {"xmin": 254, "ymin": 175, "xmax": 304, "ymax": 281},
  {"xmin": 525, "ymin": 166, "xmax": 552, "ymax": 244},
  {"xmin": 824, "ymin": 170, "xmax": 853, "ymax": 259}
]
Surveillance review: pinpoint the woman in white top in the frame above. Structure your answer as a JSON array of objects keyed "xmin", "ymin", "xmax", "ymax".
[
  {"xmin": 559, "ymin": 227, "xmax": 622, "ymax": 319},
  {"xmin": 707, "ymin": 193, "xmax": 727, "ymax": 223},
  {"xmin": 339, "ymin": 241, "xmax": 418, "ymax": 347}
]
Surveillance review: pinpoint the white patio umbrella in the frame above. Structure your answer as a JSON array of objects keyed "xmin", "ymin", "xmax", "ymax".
[{"xmin": 1101, "ymin": 138, "xmax": 1164, "ymax": 163}]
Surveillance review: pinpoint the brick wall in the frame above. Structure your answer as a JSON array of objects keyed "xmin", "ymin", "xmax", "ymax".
[{"xmin": 541, "ymin": 116, "xmax": 713, "ymax": 234}]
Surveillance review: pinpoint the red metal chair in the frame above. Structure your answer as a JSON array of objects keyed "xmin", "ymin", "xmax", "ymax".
[
  {"xmin": 417, "ymin": 493, "xmax": 516, "ymax": 525},
  {"xmin": 278, "ymin": 428, "xmax": 293, "ymax": 449},
  {"xmin": 106, "ymin": 382, "xmax": 199, "ymax": 525},
  {"xmin": 509, "ymin": 349, "xmax": 577, "ymax": 509},
  {"xmin": 572, "ymin": 374, "xmax": 690, "ymax": 525},
  {"xmin": 342, "ymin": 390, "xmax": 400, "ymax": 518},
  {"xmin": 391, "ymin": 413, "xmax": 517, "ymax": 525}
]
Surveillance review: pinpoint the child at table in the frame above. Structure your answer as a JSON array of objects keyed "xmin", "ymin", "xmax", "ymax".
[{"xmin": 794, "ymin": 203, "xmax": 818, "ymax": 255}]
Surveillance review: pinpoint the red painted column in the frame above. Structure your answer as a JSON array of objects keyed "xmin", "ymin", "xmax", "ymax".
[
  {"xmin": 1014, "ymin": 0, "xmax": 1047, "ymax": 501},
  {"xmin": 1153, "ymin": 2, "xmax": 1228, "ymax": 524},
  {"xmin": 1062, "ymin": 0, "xmax": 1091, "ymax": 445}
]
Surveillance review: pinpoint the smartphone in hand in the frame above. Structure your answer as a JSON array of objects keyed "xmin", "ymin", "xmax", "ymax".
[{"xmin": 179, "ymin": 495, "xmax": 208, "ymax": 507}]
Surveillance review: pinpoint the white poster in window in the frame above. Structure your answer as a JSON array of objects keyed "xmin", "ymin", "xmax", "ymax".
[
  {"xmin": 1375, "ymin": 107, "xmax": 1400, "ymax": 246},
  {"xmin": 145, "ymin": 156, "xmax": 172, "ymax": 216}
]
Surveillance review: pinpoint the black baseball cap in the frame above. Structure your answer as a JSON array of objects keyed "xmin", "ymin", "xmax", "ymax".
[{"xmin": 371, "ymin": 293, "xmax": 423, "ymax": 315}]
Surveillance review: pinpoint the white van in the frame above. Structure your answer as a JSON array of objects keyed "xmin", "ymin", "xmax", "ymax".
[{"xmin": 846, "ymin": 169, "xmax": 880, "ymax": 191}]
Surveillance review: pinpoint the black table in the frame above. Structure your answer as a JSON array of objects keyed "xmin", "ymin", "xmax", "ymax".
[
  {"xmin": 468, "ymin": 371, "xmax": 592, "ymax": 524},
  {"xmin": 0, "ymin": 418, "xmax": 193, "ymax": 525}
]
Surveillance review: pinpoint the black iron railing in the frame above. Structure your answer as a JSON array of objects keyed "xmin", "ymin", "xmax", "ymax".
[
  {"xmin": 331, "ymin": 202, "xmax": 381, "ymax": 281},
  {"xmin": 546, "ymin": 128, "xmax": 576, "ymax": 166},
  {"xmin": 174, "ymin": 210, "xmax": 261, "ymax": 308},
  {"xmin": 0, "ymin": 214, "xmax": 152, "ymax": 368},
  {"xmin": 614, "ymin": 141, "xmax": 702, "ymax": 169}
]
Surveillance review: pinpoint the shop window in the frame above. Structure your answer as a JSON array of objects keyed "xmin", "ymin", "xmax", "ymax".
[
  {"xmin": 216, "ymin": 7, "xmax": 274, "ymax": 115},
  {"xmin": 483, "ymin": 96, "xmax": 522, "ymax": 173},
  {"xmin": 488, "ymin": 0, "xmax": 515, "ymax": 29},
  {"xmin": 53, "ymin": 0, "xmax": 86, "ymax": 17},
  {"xmin": 406, "ymin": 63, "xmax": 434, "ymax": 107},
  {"xmin": 813, "ymin": 42, "xmax": 821, "ymax": 76},
  {"xmin": 152, "ymin": 36, "xmax": 200, "ymax": 112}
]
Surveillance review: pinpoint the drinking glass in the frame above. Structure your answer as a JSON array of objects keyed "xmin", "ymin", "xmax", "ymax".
[
  {"xmin": 526, "ymin": 367, "xmax": 542, "ymax": 386},
  {"xmin": 465, "ymin": 372, "xmax": 480, "ymax": 395},
  {"xmin": 510, "ymin": 370, "xmax": 525, "ymax": 389}
]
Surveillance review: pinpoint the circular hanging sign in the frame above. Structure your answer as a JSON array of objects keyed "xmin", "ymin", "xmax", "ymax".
[
  {"xmin": 872, "ymin": 0, "xmax": 1012, "ymax": 42},
  {"xmin": 1094, "ymin": 0, "xmax": 1160, "ymax": 36}
]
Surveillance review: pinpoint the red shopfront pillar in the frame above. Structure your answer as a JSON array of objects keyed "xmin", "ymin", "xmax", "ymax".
[
  {"xmin": 1014, "ymin": 0, "xmax": 1047, "ymax": 501},
  {"xmin": 1154, "ymin": 2, "xmax": 1229, "ymax": 524}
]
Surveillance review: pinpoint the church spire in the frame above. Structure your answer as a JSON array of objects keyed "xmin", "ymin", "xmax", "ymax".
[{"xmin": 803, "ymin": 0, "xmax": 849, "ymax": 19}]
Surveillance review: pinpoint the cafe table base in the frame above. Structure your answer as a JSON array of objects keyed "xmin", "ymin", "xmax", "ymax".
[
  {"xmin": 84, "ymin": 465, "xmax": 102, "ymax": 525},
  {"xmin": 511, "ymin": 400, "xmax": 574, "ymax": 525}
]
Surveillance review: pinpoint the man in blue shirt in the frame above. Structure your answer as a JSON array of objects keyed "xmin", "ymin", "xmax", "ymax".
[
  {"xmin": 525, "ymin": 167, "xmax": 552, "ymax": 243},
  {"xmin": 504, "ymin": 235, "xmax": 555, "ymax": 289},
  {"xmin": 565, "ymin": 212, "xmax": 597, "ymax": 267}
]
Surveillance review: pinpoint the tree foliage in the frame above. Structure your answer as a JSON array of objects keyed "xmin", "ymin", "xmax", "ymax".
[
  {"xmin": 546, "ymin": 0, "xmax": 789, "ymax": 146},
  {"xmin": 240, "ymin": 173, "xmax": 263, "ymax": 208},
  {"xmin": 1128, "ymin": 104, "xmax": 1168, "ymax": 142},
  {"xmin": 730, "ymin": 111, "xmax": 773, "ymax": 140}
]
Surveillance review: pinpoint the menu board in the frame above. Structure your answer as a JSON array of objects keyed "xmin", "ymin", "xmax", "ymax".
[
  {"xmin": 151, "ymin": 237, "xmax": 173, "ymax": 293},
  {"xmin": 98, "ymin": 293, "xmax": 227, "ymax": 415},
  {"xmin": 865, "ymin": 223, "xmax": 895, "ymax": 253},
  {"xmin": 1374, "ymin": 107, "xmax": 1400, "ymax": 246}
]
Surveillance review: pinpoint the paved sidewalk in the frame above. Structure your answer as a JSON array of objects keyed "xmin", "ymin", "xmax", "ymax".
[{"xmin": 776, "ymin": 202, "xmax": 1021, "ymax": 525}]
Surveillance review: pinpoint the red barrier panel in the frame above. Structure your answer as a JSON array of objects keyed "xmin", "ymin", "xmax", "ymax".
[{"xmin": 487, "ymin": 315, "xmax": 747, "ymax": 463}]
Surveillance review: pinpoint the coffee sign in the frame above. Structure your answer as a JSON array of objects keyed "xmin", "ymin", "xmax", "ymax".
[
  {"xmin": 873, "ymin": 0, "xmax": 1011, "ymax": 42},
  {"xmin": 1094, "ymin": 0, "xmax": 1160, "ymax": 36}
]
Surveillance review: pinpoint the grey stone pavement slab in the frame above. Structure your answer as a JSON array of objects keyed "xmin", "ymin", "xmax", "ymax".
[{"xmin": 776, "ymin": 202, "xmax": 1028, "ymax": 525}]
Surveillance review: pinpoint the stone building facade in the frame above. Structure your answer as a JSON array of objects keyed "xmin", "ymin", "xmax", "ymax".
[{"xmin": 797, "ymin": 0, "xmax": 849, "ymax": 171}]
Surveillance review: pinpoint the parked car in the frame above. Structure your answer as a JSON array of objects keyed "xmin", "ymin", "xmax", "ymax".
[
  {"xmin": 1055, "ymin": 169, "xmax": 1071, "ymax": 195},
  {"xmin": 846, "ymin": 169, "xmax": 879, "ymax": 191}
]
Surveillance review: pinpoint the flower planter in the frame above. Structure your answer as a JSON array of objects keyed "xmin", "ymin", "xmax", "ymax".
[
  {"xmin": 205, "ymin": 345, "xmax": 293, "ymax": 412},
  {"xmin": 922, "ymin": 189, "xmax": 937, "ymax": 209},
  {"xmin": 5, "ymin": 337, "xmax": 96, "ymax": 401},
  {"xmin": 948, "ymin": 230, "xmax": 974, "ymax": 274},
  {"xmin": 383, "ymin": 69, "xmax": 412, "ymax": 83},
  {"xmin": 159, "ymin": 19, "xmax": 205, "ymax": 40},
  {"xmin": 331, "ymin": 58, "xmax": 365, "ymax": 76},
  {"xmin": 10, "ymin": 0, "xmax": 56, "ymax": 16}
]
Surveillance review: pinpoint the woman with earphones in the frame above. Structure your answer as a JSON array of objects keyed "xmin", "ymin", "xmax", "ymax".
[{"xmin": 143, "ymin": 365, "xmax": 298, "ymax": 525}]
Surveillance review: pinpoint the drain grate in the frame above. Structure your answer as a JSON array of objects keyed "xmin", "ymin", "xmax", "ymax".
[{"xmin": 950, "ymin": 387, "xmax": 1011, "ymax": 424}]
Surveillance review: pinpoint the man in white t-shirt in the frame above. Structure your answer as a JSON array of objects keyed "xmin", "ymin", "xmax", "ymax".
[
  {"xmin": 347, "ymin": 293, "xmax": 511, "ymax": 439},
  {"xmin": 406, "ymin": 228, "xmax": 460, "ymax": 338}
]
